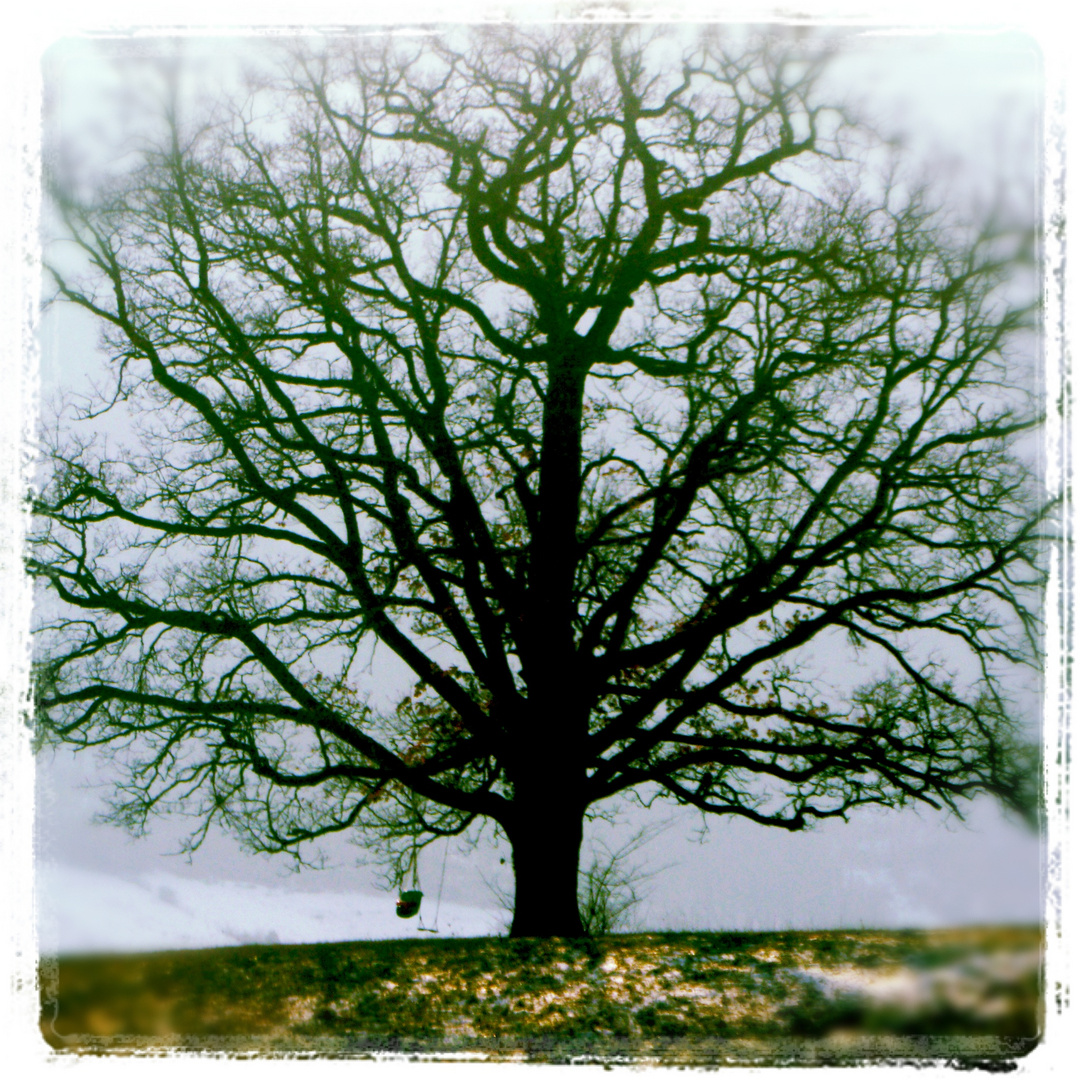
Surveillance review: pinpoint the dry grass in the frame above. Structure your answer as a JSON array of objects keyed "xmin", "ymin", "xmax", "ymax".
[{"xmin": 39, "ymin": 925, "xmax": 1042, "ymax": 1064}]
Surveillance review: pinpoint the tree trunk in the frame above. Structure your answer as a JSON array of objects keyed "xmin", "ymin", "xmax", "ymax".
[{"xmin": 507, "ymin": 802, "xmax": 586, "ymax": 938}]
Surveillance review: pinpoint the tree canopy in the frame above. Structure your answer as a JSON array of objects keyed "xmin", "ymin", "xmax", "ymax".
[{"xmin": 33, "ymin": 26, "xmax": 1047, "ymax": 937}]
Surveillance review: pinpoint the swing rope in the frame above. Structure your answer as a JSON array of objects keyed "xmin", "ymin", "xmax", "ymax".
[{"xmin": 418, "ymin": 837, "xmax": 450, "ymax": 933}]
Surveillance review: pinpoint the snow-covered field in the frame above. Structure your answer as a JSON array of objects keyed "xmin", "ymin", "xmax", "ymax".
[{"xmin": 36, "ymin": 863, "xmax": 504, "ymax": 954}]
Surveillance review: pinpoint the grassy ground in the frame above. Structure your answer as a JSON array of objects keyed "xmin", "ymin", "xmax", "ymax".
[{"xmin": 39, "ymin": 925, "xmax": 1041, "ymax": 1064}]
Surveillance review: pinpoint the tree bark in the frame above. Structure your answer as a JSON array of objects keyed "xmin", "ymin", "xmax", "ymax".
[{"xmin": 506, "ymin": 799, "xmax": 586, "ymax": 938}]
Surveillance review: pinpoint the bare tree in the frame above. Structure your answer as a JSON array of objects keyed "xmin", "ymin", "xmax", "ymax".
[
  {"xmin": 577, "ymin": 821, "xmax": 672, "ymax": 936},
  {"xmin": 32, "ymin": 27, "xmax": 1047, "ymax": 938}
]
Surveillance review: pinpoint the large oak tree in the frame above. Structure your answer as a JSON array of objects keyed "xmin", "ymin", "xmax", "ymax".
[{"xmin": 33, "ymin": 27, "xmax": 1047, "ymax": 937}]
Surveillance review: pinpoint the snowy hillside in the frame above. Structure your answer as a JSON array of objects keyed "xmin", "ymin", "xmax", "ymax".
[{"xmin": 36, "ymin": 863, "xmax": 504, "ymax": 954}]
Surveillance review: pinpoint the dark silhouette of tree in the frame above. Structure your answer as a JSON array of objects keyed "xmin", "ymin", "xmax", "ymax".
[{"xmin": 33, "ymin": 27, "xmax": 1047, "ymax": 938}]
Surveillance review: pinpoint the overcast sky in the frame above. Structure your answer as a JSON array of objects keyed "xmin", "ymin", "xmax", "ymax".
[{"xmin": 33, "ymin": 25, "xmax": 1046, "ymax": 949}]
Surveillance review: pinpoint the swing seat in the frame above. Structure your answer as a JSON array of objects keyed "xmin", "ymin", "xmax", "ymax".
[{"xmin": 396, "ymin": 890, "xmax": 423, "ymax": 918}]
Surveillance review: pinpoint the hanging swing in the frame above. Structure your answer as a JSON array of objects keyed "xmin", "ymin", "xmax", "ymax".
[
  {"xmin": 396, "ymin": 846, "xmax": 423, "ymax": 919},
  {"xmin": 394, "ymin": 836, "xmax": 450, "ymax": 932}
]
